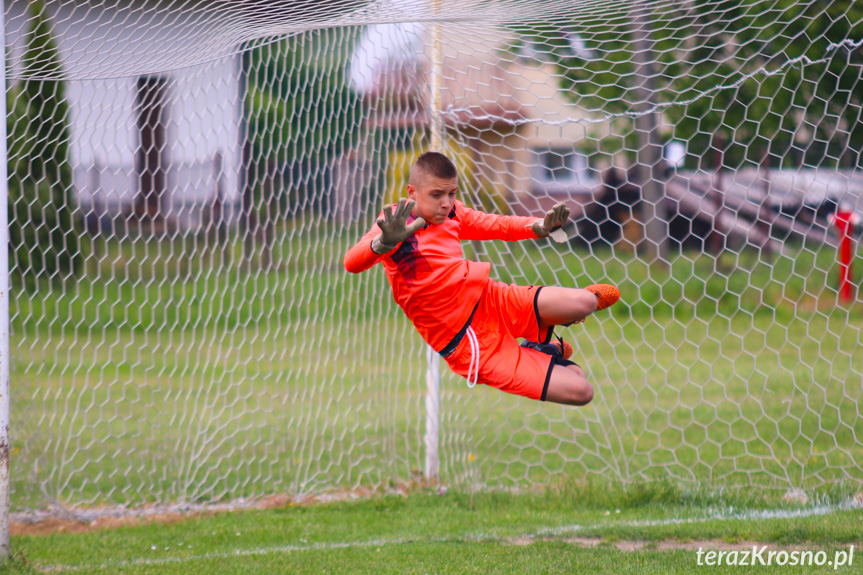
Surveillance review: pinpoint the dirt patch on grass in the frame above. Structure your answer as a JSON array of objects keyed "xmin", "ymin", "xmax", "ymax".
[
  {"xmin": 560, "ymin": 538, "xmax": 766, "ymax": 551},
  {"xmin": 11, "ymin": 512, "xmax": 201, "ymax": 536},
  {"xmin": 10, "ymin": 485, "xmax": 425, "ymax": 536},
  {"xmin": 515, "ymin": 537, "xmax": 860, "ymax": 553}
]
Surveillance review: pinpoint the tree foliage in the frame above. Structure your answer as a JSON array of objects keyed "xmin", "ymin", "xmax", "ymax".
[
  {"xmin": 246, "ymin": 29, "xmax": 362, "ymax": 164},
  {"xmin": 515, "ymin": 0, "xmax": 863, "ymax": 169},
  {"xmin": 8, "ymin": 0, "xmax": 82, "ymax": 284}
]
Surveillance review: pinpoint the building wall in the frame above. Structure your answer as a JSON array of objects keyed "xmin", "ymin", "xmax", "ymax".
[
  {"xmin": 5, "ymin": 0, "xmax": 242, "ymax": 228},
  {"xmin": 423, "ymin": 24, "xmax": 605, "ymax": 200}
]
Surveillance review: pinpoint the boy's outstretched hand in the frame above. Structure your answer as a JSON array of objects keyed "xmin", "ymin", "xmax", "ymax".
[
  {"xmin": 371, "ymin": 198, "xmax": 427, "ymax": 254},
  {"xmin": 531, "ymin": 202, "xmax": 570, "ymax": 238}
]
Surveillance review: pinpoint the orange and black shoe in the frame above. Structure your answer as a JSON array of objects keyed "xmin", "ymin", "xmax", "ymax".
[
  {"xmin": 555, "ymin": 337, "xmax": 573, "ymax": 360},
  {"xmin": 520, "ymin": 335, "xmax": 573, "ymax": 361},
  {"xmin": 585, "ymin": 284, "xmax": 620, "ymax": 311}
]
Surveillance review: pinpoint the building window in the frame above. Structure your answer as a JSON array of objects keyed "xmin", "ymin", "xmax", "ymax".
[{"xmin": 532, "ymin": 147, "xmax": 593, "ymax": 188}]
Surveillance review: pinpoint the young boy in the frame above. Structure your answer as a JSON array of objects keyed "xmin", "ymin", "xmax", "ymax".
[{"xmin": 344, "ymin": 152, "xmax": 619, "ymax": 406}]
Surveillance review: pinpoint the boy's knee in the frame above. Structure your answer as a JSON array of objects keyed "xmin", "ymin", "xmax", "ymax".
[
  {"xmin": 574, "ymin": 383, "xmax": 593, "ymax": 405},
  {"xmin": 567, "ymin": 366, "xmax": 593, "ymax": 405},
  {"xmin": 545, "ymin": 364, "xmax": 593, "ymax": 406}
]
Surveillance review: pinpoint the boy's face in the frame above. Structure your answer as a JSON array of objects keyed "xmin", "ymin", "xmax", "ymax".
[{"xmin": 407, "ymin": 175, "xmax": 458, "ymax": 225}]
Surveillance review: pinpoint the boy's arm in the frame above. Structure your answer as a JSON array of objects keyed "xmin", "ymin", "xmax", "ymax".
[
  {"xmin": 458, "ymin": 201, "xmax": 570, "ymax": 241},
  {"xmin": 343, "ymin": 221, "xmax": 393, "ymax": 274}
]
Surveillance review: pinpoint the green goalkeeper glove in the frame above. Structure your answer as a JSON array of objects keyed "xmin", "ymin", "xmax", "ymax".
[
  {"xmin": 531, "ymin": 201, "xmax": 570, "ymax": 238},
  {"xmin": 371, "ymin": 198, "xmax": 427, "ymax": 254}
]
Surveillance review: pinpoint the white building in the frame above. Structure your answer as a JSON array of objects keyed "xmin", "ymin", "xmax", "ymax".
[
  {"xmin": 4, "ymin": 0, "xmax": 246, "ymax": 230},
  {"xmin": 4, "ymin": 2, "xmax": 615, "ymax": 229}
]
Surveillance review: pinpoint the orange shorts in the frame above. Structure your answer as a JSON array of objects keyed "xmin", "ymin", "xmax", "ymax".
[{"xmin": 441, "ymin": 280, "xmax": 557, "ymax": 401}]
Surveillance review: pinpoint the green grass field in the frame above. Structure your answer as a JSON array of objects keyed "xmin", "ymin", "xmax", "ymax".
[
  {"xmin": 8, "ymin": 226, "xmax": 863, "ymax": 535},
  {"xmin": 6, "ymin": 483, "xmax": 863, "ymax": 574}
]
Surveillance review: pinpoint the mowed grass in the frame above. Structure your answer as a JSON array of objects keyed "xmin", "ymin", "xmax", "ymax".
[
  {"xmin": 9, "ymin": 225, "xmax": 863, "ymax": 512},
  {"xmin": 6, "ymin": 484, "xmax": 863, "ymax": 574}
]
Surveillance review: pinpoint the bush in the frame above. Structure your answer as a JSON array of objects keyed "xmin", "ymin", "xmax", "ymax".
[{"xmin": 8, "ymin": 0, "xmax": 83, "ymax": 284}]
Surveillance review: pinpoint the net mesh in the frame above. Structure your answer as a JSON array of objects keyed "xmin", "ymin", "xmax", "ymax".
[{"xmin": 6, "ymin": 0, "xmax": 863, "ymax": 514}]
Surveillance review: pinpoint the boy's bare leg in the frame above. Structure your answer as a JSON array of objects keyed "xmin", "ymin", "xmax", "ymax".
[
  {"xmin": 543, "ymin": 364, "xmax": 593, "ymax": 406},
  {"xmin": 536, "ymin": 286, "xmax": 598, "ymax": 328},
  {"xmin": 534, "ymin": 285, "xmax": 620, "ymax": 406}
]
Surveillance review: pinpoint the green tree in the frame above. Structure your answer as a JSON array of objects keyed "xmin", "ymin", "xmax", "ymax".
[
  {"xmin": 516, "ymin": 0, "xmax": 863, "ymax": 169},
  {"xmin": 7, "ymin": 85, "xmax": 53, "ymax": 282},
  {"xmin": 8, "ymin": 0, "xmax": 82, "ymax": 283},
  {"xmin": 246, "ymin": 31, "xmax": 361, "ymax": 160},
  {"xmin": 244, "ymin": 29, "xmax": 362, "ymax": 208}
]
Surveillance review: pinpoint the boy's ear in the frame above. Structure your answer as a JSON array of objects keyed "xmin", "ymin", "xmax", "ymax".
[{"xmin": 406, "ymin": 185, "xmax": 416, "ymax": 199}]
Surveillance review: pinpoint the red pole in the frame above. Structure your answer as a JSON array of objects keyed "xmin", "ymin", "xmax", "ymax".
[{"xmin": 832, "ymin": 209, "xmax": 856, "ymax": 303}]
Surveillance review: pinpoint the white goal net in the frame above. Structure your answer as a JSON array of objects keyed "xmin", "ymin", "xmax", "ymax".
[{"xmin": 5, "ymin": 0, "xmax": 862, "ymax": 515}]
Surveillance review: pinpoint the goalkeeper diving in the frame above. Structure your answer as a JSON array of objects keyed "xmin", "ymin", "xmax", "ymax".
[{"xmin": 344, "ymin": 152, "xmax": 619, "ymax": 406}]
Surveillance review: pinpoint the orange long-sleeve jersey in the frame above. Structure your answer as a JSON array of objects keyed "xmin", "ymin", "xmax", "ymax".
[{"xmin": 344, "ymin": 200, "xmax": 540, "ymax": 353}]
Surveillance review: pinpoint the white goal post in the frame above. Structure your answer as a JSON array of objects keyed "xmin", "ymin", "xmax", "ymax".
[{"xmin": 0, "ymin": 0, "xmax": 10, "ymax": 555}]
